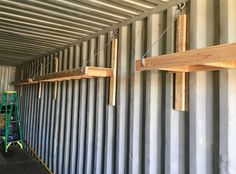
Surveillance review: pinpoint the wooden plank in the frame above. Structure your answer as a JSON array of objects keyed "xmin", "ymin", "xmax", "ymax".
[
  {"xmin": 15, "ymin": 66, "xmax": 113, "ymax": 85},
  {"xmin": 136, "ymin": 43, "xmax": 236, "ymax": 71},
  {"xmin": 38, "ymin": 63, "xmax": 43, "ymax": 99},
  {"xmin": 109, "ymin": 39, "xmax": 118, "ymax": 106},
  {"xmin": 53, "ymin": 57, "xmax": 58, "ymax": 100},
  {"xmin": 86, "ymin": 66, "xmax": 114, "ymax": 77},
  {"xmin": 20, "ymin": 69, "xmax": 23, "ymax": 97},
  {"xmin": 176, "ymin": 14, "xmax": 187, "ymax": 52},
  {"xmin": 160, "ymin": 65, "xmax": 224, "ymax": 72},
  {"xmin": 36, "ymin": 66, "xmax": 113, "ymax": 82},
  {"xmin": 174, "ymin": 14, "xmax": 188, "ymax": 111},
  {"xmin": 14, "ymin": 79, "xmax": 35, "ymax": 85},
  {"xmin": 175, "ymin": 72, "xmax": 188, "ymax": 110},
  {"xmin": 203, "ymin": 61, "xmax": 236, "ymax": 68}
]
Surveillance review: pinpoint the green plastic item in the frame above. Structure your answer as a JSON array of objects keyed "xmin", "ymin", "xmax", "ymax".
[{"xmin": 0, "ymin": 91, "xmax": 23, "ymax": 152}]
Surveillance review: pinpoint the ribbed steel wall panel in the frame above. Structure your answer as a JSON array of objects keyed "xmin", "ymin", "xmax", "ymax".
[
  {"xmin": 0, "ymin": 66, "xmax": 15, "ymax": 93},
  {"xmin": 15, "ymin": 0, "xmax": 236, "ymax": 174}
]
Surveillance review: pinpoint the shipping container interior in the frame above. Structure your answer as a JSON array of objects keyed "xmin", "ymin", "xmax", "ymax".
[{"xmin": 0, "ymin": 0, "xmax": 236, "ymax": 174}]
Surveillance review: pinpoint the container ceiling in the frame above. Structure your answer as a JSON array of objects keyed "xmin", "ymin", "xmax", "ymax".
[{"xmin": 0, "ymin": 0, "xmax": 180, "ymax": 66}]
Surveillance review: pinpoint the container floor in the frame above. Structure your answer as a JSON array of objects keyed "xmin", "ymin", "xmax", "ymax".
[{"xmin": 0, "ymin": 146, "xmax": 47, "ymax": 174}]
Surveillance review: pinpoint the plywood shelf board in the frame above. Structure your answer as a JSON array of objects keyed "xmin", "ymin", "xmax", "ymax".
[{"xmin": 136, "ymin": 43, "xmax": 236, "ymax": 72}]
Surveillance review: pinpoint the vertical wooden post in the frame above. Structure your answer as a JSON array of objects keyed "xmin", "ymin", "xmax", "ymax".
[
  {"xmin": 109, "ymin": 39, "xmax": 118, "ymax": 106},
  {"xmin": 174, "ymin": 14, "xmax": 188, "ymax": 111},
  {"xmin": 20, "ymin": 69, "xmax": 23, "ymax": 97},
  {"xmin": 38, "ymin": 63, "xmax": 43, "ymax": 99},
  {"xmin": 53, "ymin": 57, "xmax": 59, "ymax": 100}
]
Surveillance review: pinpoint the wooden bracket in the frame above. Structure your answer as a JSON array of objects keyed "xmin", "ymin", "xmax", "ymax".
[
  {"xmin": 109, "ymin": 38, "xmax": 118, "ymax": 106},
  {"xmin": 53, "ymin": 56, "xmax": 58, "ymax": 100},
  {"xmin": 38, "ymin": 63, "xmax": 43, "ymax": 99},
  {"xmin": 174, "ymin": 14, "xmax": 188, "ymax": 111},
  {"xmin": 20, "ymin": 69, "xmax": 23, "ymax": 97}
]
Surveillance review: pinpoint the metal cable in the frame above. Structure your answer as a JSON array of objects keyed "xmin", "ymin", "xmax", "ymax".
[
  {"xmin": 27, "ymin": 3, "xmax": 186, "ymax": 78},
  {"xmin": 81, "ymin": 29, "xmax": 118, "ymax": 69},
  {"xmin": 28, "ymin": 30, "xmax": 118, "ymax": 79},
  {"xmin": 141, "ymin": 2, "xmax": 186, "ymax": 66}
]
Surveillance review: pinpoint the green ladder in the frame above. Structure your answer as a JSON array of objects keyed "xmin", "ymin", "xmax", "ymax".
[{"xmin": 0, "ymin": 91, "xmax": 23, "ymax": 152}]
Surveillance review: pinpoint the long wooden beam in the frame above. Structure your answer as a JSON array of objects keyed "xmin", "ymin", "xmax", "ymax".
[
  {"xmin": 136, "ymin": 43, "xmax": 236, "ymax": 72},
  {"xmin": 15, "ymin": 66, "xmax": 113, "ymax": 85}
]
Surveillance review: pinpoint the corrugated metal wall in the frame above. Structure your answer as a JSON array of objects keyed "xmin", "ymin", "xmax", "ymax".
[
  {"xmin": 15, "ymin": 0, "xmax": 236, "ymax": 174},
  {"xmin": 0, "ymin": 66, "xmax": 15, "ymax": 93}
]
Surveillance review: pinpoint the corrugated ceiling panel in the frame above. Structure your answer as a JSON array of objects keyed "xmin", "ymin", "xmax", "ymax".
[{"xmin": 0, "ymin": 0, "xmax": 174, "ymax": 66}]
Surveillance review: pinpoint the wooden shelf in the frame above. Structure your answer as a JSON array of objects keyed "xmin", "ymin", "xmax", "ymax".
[
  {"xmin": 15, "ymin": 38, "xmax": 118, "ymax": 106},
  {"xmin": 136, "ymin": 43, "xmax": 236, "ymax": 72},
  {"xmin": 16, "ymin": 66, "xmax": 113, "ymax": 85}
]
